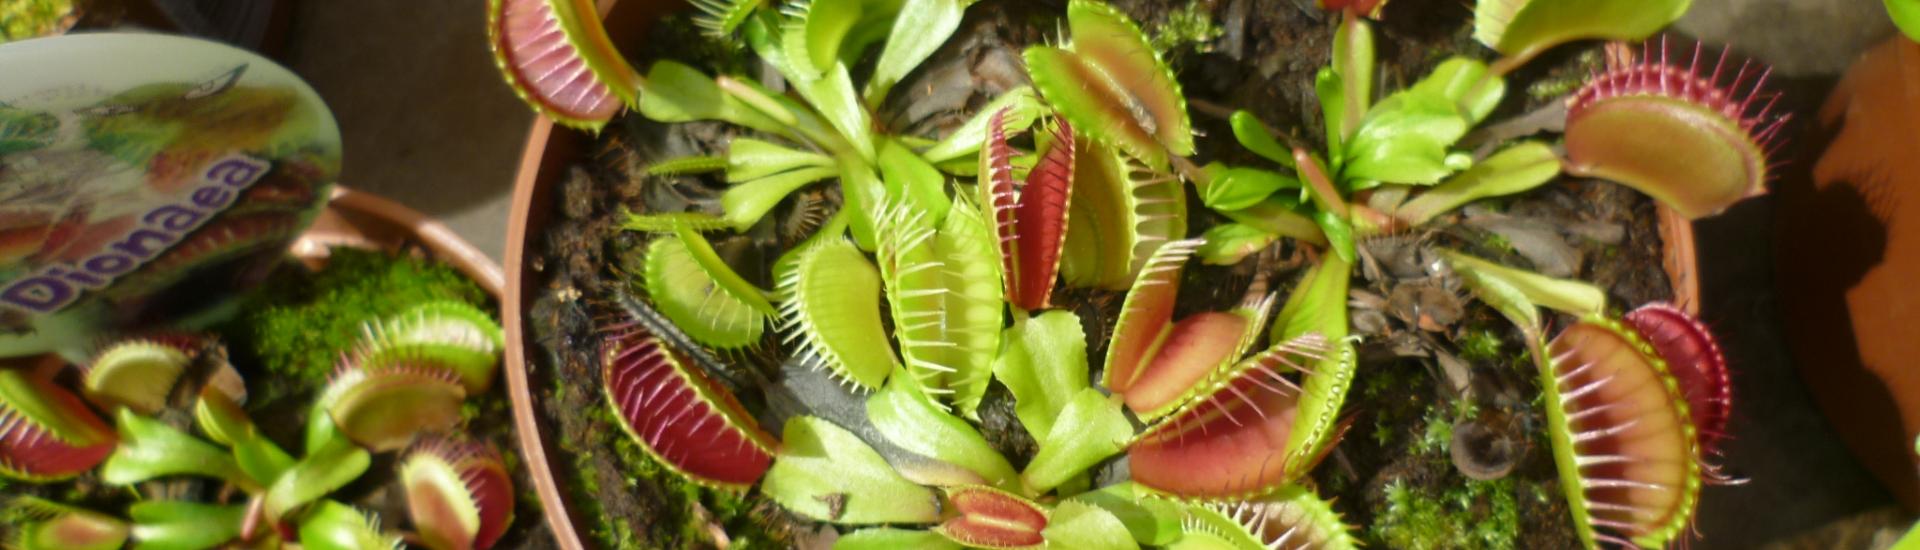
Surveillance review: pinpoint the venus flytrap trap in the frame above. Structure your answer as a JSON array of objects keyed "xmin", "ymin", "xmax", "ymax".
[
  {"xmin": 0, "ymin": 367, "xmax": 115, "ymax": 481},
  {"xmin": 400, "ymin": 437, "xmax": 518, "ymax": 550},
  {"xmin": 3, "ymin": 497, "xmax": 127, "ymax": 550},
  {"xmin": 601, "ymin": 319, "xmax": 779, "ymax": 490}
]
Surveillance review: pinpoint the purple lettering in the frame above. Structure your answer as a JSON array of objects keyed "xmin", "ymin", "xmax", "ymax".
[
  {"xmin": 82, "ymin": 254, "xmax": 136, "ymax": 277},
  {"xmin": 143, "ymin": 205, "xmax": 205, "ymax": 232},
  {"xmin": 205, "ymin": 156, "xmax": 268, "ymax": 187},
  {"xmin": 111, "ymin": 229, "xmax": 178, "ymax": 259},
  {"xmin": 48, "ymin": 267, "xmax": 104, "ymax": 288},
  {"xmin": 0, "ymin": 277, "xmax": 72, "ymax": 313},
  {"xmin": 191, "ymin": 186, "xmax": 234, "ymax": 209}
]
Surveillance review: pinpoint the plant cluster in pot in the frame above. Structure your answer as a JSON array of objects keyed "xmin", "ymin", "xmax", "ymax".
[{"xmin": 492, "ymin": 0, "xmax": 1785, "ymax": 547}]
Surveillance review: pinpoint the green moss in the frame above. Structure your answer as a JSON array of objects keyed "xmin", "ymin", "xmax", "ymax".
[
  {"xmin": 1371, "ymin": 401, "xmax": 1520, "ymax": 550},
  {"xmin": 1149, "ymin": 3, "xmax": 1223, "ymax": 57},
  {"xmin": 565, "ymin": 393, "xmax": 785, "ymax": 549},
  {"xmin": 223, "ymin": 248, "xmax": 490, "ymax": 400},
  {"xmin": 1458, "ymin": 328, "xmax": 1504, "ymax": 362}
]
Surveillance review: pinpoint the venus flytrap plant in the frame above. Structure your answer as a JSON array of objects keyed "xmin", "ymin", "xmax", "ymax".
[
  {"xmin": 298, "ymin": 501, "xmax": 404, "ymax": 550},
  {"xmin": 78, "ymin": 337, "xmax": 195, "ymax": 415},
  {"xmin": 1561, "ymin": 39, "xmax": 1788, "ymax": 219},
  {"xmin": 3, "ymin": 497, "xmax": 127, "ymax": 550},
  {"xmin": 125, "ymin": 501, "xmax": 249, "ymax": 549},
  {"xmin": 979, "ymin": 111, "xmax": 1078, "ymax": 311},
  {"xmin": 1475, "ymin": 0, "xmax": 1692, "ymax": 72},
  {"xmin": 0, "ymin": 367, "xmax": 115, "ymax": 481},
  {"xmin": 761, "ymin": 415, "xmax": 940, "ymax": 524},
  {"xmin": 873, "ymin": 195, "xmax": 1004, "ymax": 414},
  {"xmin": 642, "ymin": 225, "xmax": 776, "ymax": 350},
  {"xmin": 353, "ymin": 300, "xmax": 507, "ymax": 393},
  {"xmin": 776, "ymin": 236, "xmax": 899, "ymax": 390},
  {"xmin": 100, "ymin": 408, "xmax": 257, "ymax": 491},
  {"xmin": 400, "ymin": 437, "xmax": 517, "ymax": 550},
  {"xmin": 601, "ymin": 318, "xmax": 779, "ymax": 490},
  {"xmin": 865, "ymin": 372, "xmax": 1018, "ymax": 490}
]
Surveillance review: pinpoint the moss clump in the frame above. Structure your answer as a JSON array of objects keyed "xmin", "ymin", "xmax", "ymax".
[
  {"xmin": 1458, "ymin": 328, "xmax": 1505, "ymax": 362},
  {"xmin": 224, "ymin": 248, "xmax": 490, "ymax": 398},
  {"xmin": 1149, "ymin": 3, "xmax": 1223, "ymax": 57},
  {"xmin": 1369, "ymin": 403, "xmax": 1522, "ymax": 550}
]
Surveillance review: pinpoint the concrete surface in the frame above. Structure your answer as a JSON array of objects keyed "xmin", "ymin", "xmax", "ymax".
[{"xmin": 280, "ymin": 0, "xmax": 529, "ymax": 262}]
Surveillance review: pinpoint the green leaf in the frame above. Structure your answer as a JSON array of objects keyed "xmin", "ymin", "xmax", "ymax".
[
  {"xmin": 1044, "ymin": 500, "xmax": 1142, "ymax": 550},
  {"xmin": 264, "ymin": 437, "xmax": 372, "ymax": 524},
  {"xmin": 791, "ymin": 0, "xmax": 864, "ymax": 78},
  {"xmin": 921, "ymin": 87, "xmax": 1042, "ymax": 164},
  {"xmin": 1893, "ymin": 0, "xmax": 1920, "ymax": 41},
  {"xmin": 1475, "ymin": 0, "xmax": 1690, "ymax": 65},
  {"xmin": 1218, "ymin": 196, "xmax": 1325, "ymax": 246},
  {"xmin": 1313, "ymin": 209, "xmax": 1356, "ymax": 264},
  {"xmin": 878, "ymin": 139, "xmax": 952, "ymax": 224},
  {"xmin": 1344, "ymin": 89, "xmax": 1469, "ymax": 185},
  {"xmin": 1022, "ymin": 387, "xmax": 1131, "ymax": 493},
  {"xmin": 1064, "ymin": 0, "xmax": 1195, "ymax": 156},
  {"xmin": 763, "ymin": 416, "xmax": 941, "ymax": 524},
  {"xmin": 297, "ymin": 501, "xmax": 400, "ymax": 550},
  {"xmin": 1438, "ymin": 249, "xmax": 1606, "ymax": 327},
  {"xmin": 1332, "ymin": 14, "xmax": 1374, "ymax": 140},
  {"xmin": 794, "ymin": 63, "xmax": 875, "ymax": 160},
  {"xmin": 128, "ymin": 501, "xmax": 245, "ymax": 550},
  {"xmin": 1228, "ymin": 111, "xmax": 1295, "ymax": 169},
  {"xmin": 1396, "ymin": 141, "xmax": 1561, "ymax": 225},
  {"xmin": 867, "ymin": 374, "xmax": 1019, "ymax": 489},
  {"xmin": 841, "ymin": 154, "xmax": 886, "ymax": 250},
  {"xmin": 1272, "ymin": 255, "xmax": 1355, "ymax": 472},
  {"xmin": 1200, "ymin": 164, "xmax": 1300, "ymax": 211},
  {"xmin": 991, "ymin": 310, "xmax": 1090, "ymax": 439},
  {"xmin": 637, "ymin": 61, "xmax": 789, "ymax": 136},
  {"xmin": 7, "ymin": 498, "xmax": 127, "ymax": 550},
  {"xmin": 835, "ymin": 528, "xmax": 962, "ymax": 550},
  {"xmin": 1410, "ymin": 57, "xmax": 1505, "ymax": 124},
  {"xmin": 721, "ymin": 165, "xmax": 839, "ymax": 230},
  {"xmin": 1315, "ymin": 68, "xmax": 1345, "ymax": 158},
  {"xmin": 101, "ymin": 409, "xmax": 251, "ymax": 490},
  {"xmin": 232, "ymin": 437, "xmax": 297, "ymax": 491},
  {"xmin": 866, "ymin": 0, "xmax": 968, "ymax": 104},
  {"xmin": 643, "ymin": 234, "xmax": 771, "ymax": 349},
  {"xmin": 1071, "ymin": 483, "xmax": 1186, "ymax": 546},
  {"xmin": 727, "ymin": 137, "xmax": 832, "ymax": 182},
  {"xmin": 1197, "ymin": 223, "xmax": 1278, "ymax": 266}
]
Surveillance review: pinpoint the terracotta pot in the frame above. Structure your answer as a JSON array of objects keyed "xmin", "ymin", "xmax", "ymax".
[
  {"xmin": 1777, "ymin": 36, "xmax": 1920, "ymax": 509},
  {"xmin": 290, "ymin": 185, "xmax": 505, "ymax": 297},
  {"xmin": 495, "ymin": 3, "xmax": 1704, "ymax": 548}
]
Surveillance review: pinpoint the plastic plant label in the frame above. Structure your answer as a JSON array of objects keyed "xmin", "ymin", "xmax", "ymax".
[{"xmin": 0, "ymin": 33, "xmax": 341, "ymax": 357}]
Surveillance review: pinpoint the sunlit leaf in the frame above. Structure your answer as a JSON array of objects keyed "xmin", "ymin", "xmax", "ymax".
[
  {"xmin": 1197, "ymin": 223, "xmax": 1277, "ymax": 266},
  {"xmin": 762, "ymin": 416, "xmax": 940, "ymax": 524},
  {"xmin": 1023, "ymin": 387, "xmax": 1131, "ymax": 493},
  {"xmin": 101, "ymin": 409, "xmax": 250, "ymax": 490},
  {"xmin": 727, "ymin": 137, "xmax": 832, "ymax": 182},
  {"xmin": 1200, "ymin": 164, "xmax": 1301, "ymax": 211},
  {"xmin": 1229, "ymin": 111, "xmax": 1295, "ymax": 169},
  {"xmin": 835, "ymin": 528, "xmax": 962, "ymax": 550},
  {"xmin": 922, "ymin": 87, "xmax": 1042, "ymax": 165},
  {"xmin": 637, "ymin": 61, "xmax": 789, "ymax": 136},
  {"xmin": 1893, "ymin": 0, "xmax": 1920, "ymax": 41},
  {"xmin": 868, "ymin": 374, "xmax": 1019, "ymax": 488},
  {"xmin": 1474, "ymin": 0, "xmax": 1689, "ymax": 66},
  {"xmin": 721, "ymin": 165, "xmax": 838, "ymax": 230},
  {"xmin": 1071, "ymin": 483, "xmax": 1185, "ymax": 546},
  {"xmin": 992, "ymin": 310, "xmax": 1089, "ymax": 439},
  {"xmin": 866, "ymin": 0, "xmax": 969, "ymax": 104},
  {"xmin": 1044, "ymin": 500, "xmax": 1140, "ymax": 550},
  {"xmin": 1410, "ymin": 57, "xmax": 1505, "ymax": 124},
  {"xmin": 878, "ymin": 139, "xmax": 952, "ymax": 223},
  {"xmin": 128, "ymin": 501, "xmax": 246, "ymax": 550},
  {"xmin": 1438, "ymin": 249, "xmax": 1606, "ymax": 326},
  {"xmin": 298, "ymin": 501, "xmax": 401, "ymax": 550},
  {"xmin": 1396, "ymin": 141, "xmax": 1560, "ymax": 225},
  {"xmin": 265, "ymin": 437, "xmax": 373, "ymax": 524},
  {"xmin": 1272, "ymin": 255, "xmax": 1355, "ymax": 473},
  {"xmin": 794, "ymin": 63, "xmax": 875, "ymax": 160},
  {"xmin": 1332, "ymin": 14, "xmax": 1374, "ymax": 140}
]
